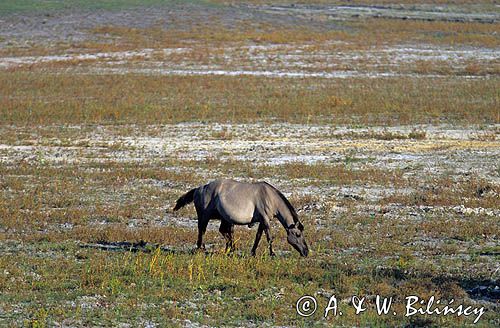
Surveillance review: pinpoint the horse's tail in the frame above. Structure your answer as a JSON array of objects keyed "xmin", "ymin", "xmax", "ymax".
[{"xmin": 173, "ymin": 188, "xmax": 197, "ymax": 211}]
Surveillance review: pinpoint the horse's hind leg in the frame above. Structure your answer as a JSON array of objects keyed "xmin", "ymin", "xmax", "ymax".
[
  {"xmin": 251, "ymin": 223, "xmax": 264, "ymax": 256},
  {"xmin": 197, "ymin": 214, "xmax": 210, "ymax": 251},
  {"xmin": 219, "ymin": 219, "xmax": 235, "ymax": 253}
]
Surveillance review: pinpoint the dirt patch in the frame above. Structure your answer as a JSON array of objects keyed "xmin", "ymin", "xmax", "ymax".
[{"xmin": 244, "ymin": 3, "xmax": 500, "ymax": 23}]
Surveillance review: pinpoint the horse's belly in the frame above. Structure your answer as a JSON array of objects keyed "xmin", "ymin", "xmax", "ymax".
[{"xmin": 217, "ymin": 202, "xmax": 255, "ymax": 225}]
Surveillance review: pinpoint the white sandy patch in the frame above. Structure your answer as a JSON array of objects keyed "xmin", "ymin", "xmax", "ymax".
[
  {"xmin": 92, "ymin": 67, "xmax": 431, "ymax": 79},
  {"xmin": 0, "ymin": 48, "xmax": 189, "ymax": 68},
  {"xmin": 1, "ymin": 43, "xmax": 497, "ymax": 79},
  {"xmin": 0, "ymin": 123, "xmax": 498, "ymax": 183}
]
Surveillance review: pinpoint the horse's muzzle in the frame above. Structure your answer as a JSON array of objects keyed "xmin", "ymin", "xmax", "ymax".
[{"xmin": 300, "ymin": 244, "xmax": 309, "ymax": 257}]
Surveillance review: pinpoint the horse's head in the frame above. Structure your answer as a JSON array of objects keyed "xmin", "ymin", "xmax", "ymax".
[{"xmin": 287, "ymin": 222, "xmax": 309, "ymax": 257}]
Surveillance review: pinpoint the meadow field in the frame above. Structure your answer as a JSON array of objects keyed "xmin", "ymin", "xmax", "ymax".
[{"xmin": 0, "ymin": 0, "xmax": 499, "ymax": 327}]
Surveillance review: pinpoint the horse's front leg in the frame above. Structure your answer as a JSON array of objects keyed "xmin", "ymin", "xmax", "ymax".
[
  {"xmin": 264, "ymin": 227, "xmax": 275, "ymax": 257},
  {"xmin": 227, "ymin": 224, "xmax": 235, "ymax": 252},
  {"xmin": 251, "ymin": 223, "xmax": 264, "ymax": 256}
]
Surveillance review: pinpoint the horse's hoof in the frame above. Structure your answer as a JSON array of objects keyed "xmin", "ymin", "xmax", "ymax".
[{"xmin": 194, "ymin": 246, "xmax": 206, "ymax": 254}]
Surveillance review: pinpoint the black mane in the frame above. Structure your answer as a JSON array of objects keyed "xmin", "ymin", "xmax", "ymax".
[{"xmin": 263, "ymin": 182, "xmax": 299, "ymax": 223}]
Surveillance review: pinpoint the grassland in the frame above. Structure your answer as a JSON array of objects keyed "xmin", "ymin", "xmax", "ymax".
[
  {"xmin": 0, "ymin": 0, "xmax": 499, "ymax": 327},
  {"xmin": 1, "ymin": 73, "xmax": 498, "ymax": 125},
  {"xmin": 0, "ymin": 0, "xmax": 204, "ymax": 16},
  {"xmin": 0, "ymin": 122, "xmax": 498, "ymax": 326}
]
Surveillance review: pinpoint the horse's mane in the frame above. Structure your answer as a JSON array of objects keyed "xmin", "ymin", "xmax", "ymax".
[{"xmin": 262, "ymin": 182, "xmax": 299, "ymax": 223}]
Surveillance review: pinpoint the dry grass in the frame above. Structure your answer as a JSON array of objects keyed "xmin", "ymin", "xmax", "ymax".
[
  {"xmin": 87, "ymin": 18, "xmax": 499, "ymax": 50},
  {"xmin": 2, "ymin": 7, "xmax": 497, "ymax": 58},
  {"xmin": 335, "ymin": 129, "xmax": 427, "ymax": 140},
  {"xmin": 213, "ymin": 1, "xmax": 497, "ymax": 5},
  {"xmin": 383, "ymin": 176, "xmax": 500, "ymax": 208},
  {"xmin": 1, "ymin": 71, "xmax": 498, "ymax": 125},
  {"xmin": 3, "ymin": 238, "xmax": 492, "ymax": 327},
  {"xmin": 348, "ymin": 18, "xmax": 499, "ymax": 47},
  {"xmin": 0, "ymin": 126, "xmax": 498, "ymax": 325},
  {"xmin": 90, "ymin": 24, "xmax": 350, "ymax": 48},
  {"xmin": 274, "ymin": 163, "xmax": 406, "ymax": 186}
]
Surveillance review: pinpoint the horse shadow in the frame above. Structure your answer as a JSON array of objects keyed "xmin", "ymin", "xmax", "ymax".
[
  {"xmin": 80, "ymin": 240, "xmax": 191, "ymax": 255},
  {"xmin": 79, "ymin": 240, "xmax": 265, "ymax": 257},
  {"xmin": 80, "ymin": 240, "xmax": 282, "ymax": 258}
]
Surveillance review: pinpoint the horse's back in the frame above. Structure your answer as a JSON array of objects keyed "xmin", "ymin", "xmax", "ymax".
[
  {"xmin": 193, "ymin": 179, "xmax": 250, "ymax": 213},
  {"xmin": 204, "ymin": 179, "xmax": 273, "ymax": 225}
]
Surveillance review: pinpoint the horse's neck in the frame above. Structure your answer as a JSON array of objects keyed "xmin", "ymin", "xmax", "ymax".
[{"xmin": 276, "ymin": 202, "xmax": 294, "ymax": 229}]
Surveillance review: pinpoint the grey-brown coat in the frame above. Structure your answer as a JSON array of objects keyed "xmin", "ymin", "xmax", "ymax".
[{"xmin": 173, "ymin": 179, "xmax": 309, "ymax": 257}]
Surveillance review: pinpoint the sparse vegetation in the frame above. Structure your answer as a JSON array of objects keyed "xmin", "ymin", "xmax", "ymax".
[
  {"xmin": 1, "ymin": 72, "xmax": 498, "ymax": 125},
  {"xmin": 1, "ymin": 0, "xmax": 499, "ymax": 326},
  {"xmin": 1, "ymin": 121, "xmax": 498, "ymax": 325}
]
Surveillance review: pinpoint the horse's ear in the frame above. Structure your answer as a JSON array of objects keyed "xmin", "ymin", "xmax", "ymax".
[{"xmin": 297, "ymin": 222, "xmax": 304, "ymax": 231}]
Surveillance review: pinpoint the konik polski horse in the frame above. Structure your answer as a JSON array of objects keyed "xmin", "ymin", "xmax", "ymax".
[{"xmin": 173, "ymin": 179, "xmax": 309, "ymax": 257}]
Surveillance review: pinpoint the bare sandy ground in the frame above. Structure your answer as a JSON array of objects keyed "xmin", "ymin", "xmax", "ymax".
[
  {"xmin": 1, "ymin": 2, "xmax": 497, "ymax": 47},
  {"xmin": 247, "ymin": 3, "xmax": 500, "ymax": 23},
  {"xmin": 1, "ymin": 123, "xmax": 498, "ymax": 174},
  {"xmin": 1, "ymin": 43, "xmax": 498, "ymax": 78},
  {"xmin": 1, "ymin": 2, "xmax": 498, "ymax": 78},
  {"xmin": 1, "ymin": 123, "xmax": 498, "ymax": 230}
]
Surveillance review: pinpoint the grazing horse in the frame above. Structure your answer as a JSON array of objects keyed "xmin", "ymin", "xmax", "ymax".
[{"xmin": 173, "ymin": 179, "xmax": 309, "ymax": 257}]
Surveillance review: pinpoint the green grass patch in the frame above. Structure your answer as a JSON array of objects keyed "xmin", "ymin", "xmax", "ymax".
[{"xmin": 0, "ymin": 0, "xmax": 208, "ymax": 16}]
